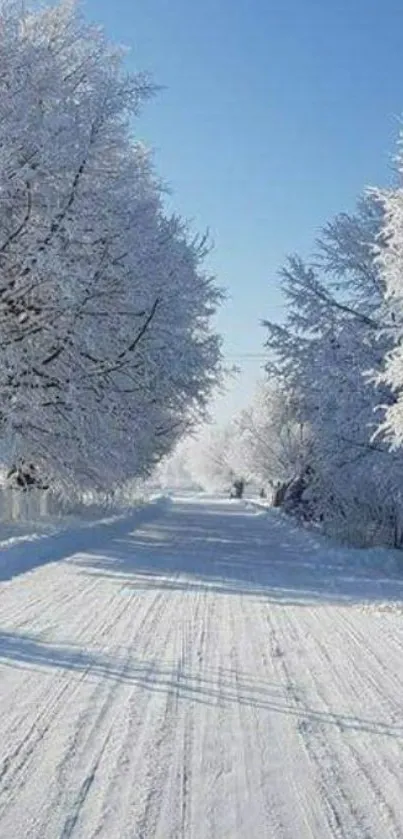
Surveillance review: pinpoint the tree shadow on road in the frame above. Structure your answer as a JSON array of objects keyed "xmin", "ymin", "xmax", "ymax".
[
  {"xmin": 0, "ymin": 628, "xmax": 401, "ymax": 742},
  {"xmin": 71, "ymin": 502, "xmax": 403, "ymax": 607}
]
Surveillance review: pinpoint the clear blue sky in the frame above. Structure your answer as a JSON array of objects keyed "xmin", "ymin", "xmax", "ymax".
[{"xmin": 85, "ymin": 0, "xmax": 403, "ymax": 420}]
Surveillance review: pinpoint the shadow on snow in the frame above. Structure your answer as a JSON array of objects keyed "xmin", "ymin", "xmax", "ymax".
[
  {"xmin": 71, "ymin": 501, "xmax": 403, "ymax": 607},
  {"xmin": 0, "ymin": 628, "xmax": 401, "ymax": 741}
]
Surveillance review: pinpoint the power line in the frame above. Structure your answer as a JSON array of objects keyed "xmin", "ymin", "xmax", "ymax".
[{"xmin": 225, "ymin": 353, "xmax": 267, "ymax": 359}]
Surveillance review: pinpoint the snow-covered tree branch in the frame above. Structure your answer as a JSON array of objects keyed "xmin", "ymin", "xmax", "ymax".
[
  {"xmin": 0, "ymin": 0, "xmax": 223, "ymax": 492},
  {"xmin": 262, "ymin": 193, "xmax": 403, "ymax": 545}
]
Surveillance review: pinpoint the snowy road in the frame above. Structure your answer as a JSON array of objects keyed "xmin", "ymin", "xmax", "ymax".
[{"xmin": 1, "ymin": 497, "xmax": 403, "ymax": 838}]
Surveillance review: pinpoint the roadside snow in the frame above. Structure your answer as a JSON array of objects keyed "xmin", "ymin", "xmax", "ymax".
[
  {"xmin": 247, "ymin": 498, "xmax": 403, "ymax": 576},
  {"xmin": 0, "ymin": 496, "xmax": 168, "ymax": 582}
]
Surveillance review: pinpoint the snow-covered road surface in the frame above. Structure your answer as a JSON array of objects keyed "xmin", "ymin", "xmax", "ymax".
[{"xmin": 1, "ymin": 496, "xmax": 403, "ymax": 838}]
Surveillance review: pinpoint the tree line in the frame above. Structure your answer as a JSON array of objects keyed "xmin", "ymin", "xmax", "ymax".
[
  {"xmin": 0, "ymin": 0, "xmax": 223, "ymax": 493},
  {"xmin": 187, "ymin": 175, "xmax": 403, "ymax": 547}
]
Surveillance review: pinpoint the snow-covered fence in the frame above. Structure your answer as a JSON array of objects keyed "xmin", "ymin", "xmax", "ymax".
[
  {"xmin": 0, "ymin": 486, "xmax": 142, "ymax": 524},
  {"xmin": 0, "ymin": 488, "xmax": 64, "ymax": 522}
]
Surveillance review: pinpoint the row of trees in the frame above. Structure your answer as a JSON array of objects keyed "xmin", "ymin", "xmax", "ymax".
[
  {"xmin": 0, "ymin": 0, "xmax": 223, "ymax": 492},
  {"xmin": 189, "ymin": 142, "xmax": 403, "ymax": 547}
]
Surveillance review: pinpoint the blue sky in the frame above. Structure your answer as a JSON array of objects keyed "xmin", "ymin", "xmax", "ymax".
[{"xmin": 85, "ymin": 0, "xmax": 403, "ymax": 420}]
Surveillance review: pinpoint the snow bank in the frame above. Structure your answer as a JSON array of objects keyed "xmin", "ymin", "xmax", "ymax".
[
  {"xmin": 246, "ymin": 498, "xmax": 403, "ymax": 577},
  {"xmin": 0, "ymin": 496, "xmax": 170, "ymax": 583}
]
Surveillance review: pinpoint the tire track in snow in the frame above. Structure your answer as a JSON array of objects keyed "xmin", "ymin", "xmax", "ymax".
[
  {"xmin": 244, "ymin": 534, "xmax": 335, "ymax": 838},
  {"xmin": 271, "ymin": 605, "xmax": 403, "ymax": 839},
  {"xmin": 59, "ymin": 725, "xmax": 114, "ymax": 839},
  {"xmin": 267, "ymin": 611, "xmax": 361, "ymax": 838},
  {"xmin": 0, "ymin": 580, "xmax": 153, "ymax": 821},
  {"xmin": 123, "ymin": 587, "xmax": 205, "ymax": 839},
  {"xmin": 82, "ymin": 587, "xmax": 182, "ymax": 839},
  {"xmin": 122, "ymin": 621, "xmax": 186, "ymax": 837},
  {"xmin": 32, "ymin": 586, "xmax": 174, "ymax": 839},
  {"xmin": 0, "ymin": 573, "xmax": 117, "ymax": 723},
  {"xmin": 238, "ymin": 591, "xmax": 328, "ymax": 839},
  {"xmin": 306, "ymin": 609, "xmax": 403, "ymax": 837},
  {"xmin": 231, "ymin": 608, "xmax": 274, "ymax": 835}
]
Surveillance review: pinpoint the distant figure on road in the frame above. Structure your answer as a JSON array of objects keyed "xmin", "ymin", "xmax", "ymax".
[{"xmin": 230, "ymin": 479, "xmax": 244, "ymax": 499}]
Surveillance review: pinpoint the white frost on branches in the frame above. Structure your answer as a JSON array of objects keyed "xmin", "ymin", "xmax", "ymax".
[
  {"xmin": 0, "ymin": 0, "xmax": 223, "ymax": 491},
  {"xmin": 370, "ymin": 137, "xmax": 403, "ymax": 449},
  {"xmin": 261, "ymin": 195, "xmax": 403, "ymax": 545}
]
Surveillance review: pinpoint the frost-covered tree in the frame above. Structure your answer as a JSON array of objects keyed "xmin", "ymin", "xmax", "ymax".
[
  {"xmin": 181, "ymin": 379, "xmax": 310, "ymax": 502},
  {"xmin": 0, "ymin": 0, "xmax": 223, "ymax": 491},
  {"xmin": 264, "ymin": 195, "xmax": 403, "ymax": 544},
  {"xmin": 233, "ymin": 379, "xmax": 310, "ymax": 491},
  {"xmin": 185, "ymin": 425, "xmax": 240, "ymax": 493},
  {"xmin": 371, "ymin": 137, "xmax": 403, "ymax": 450}
]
